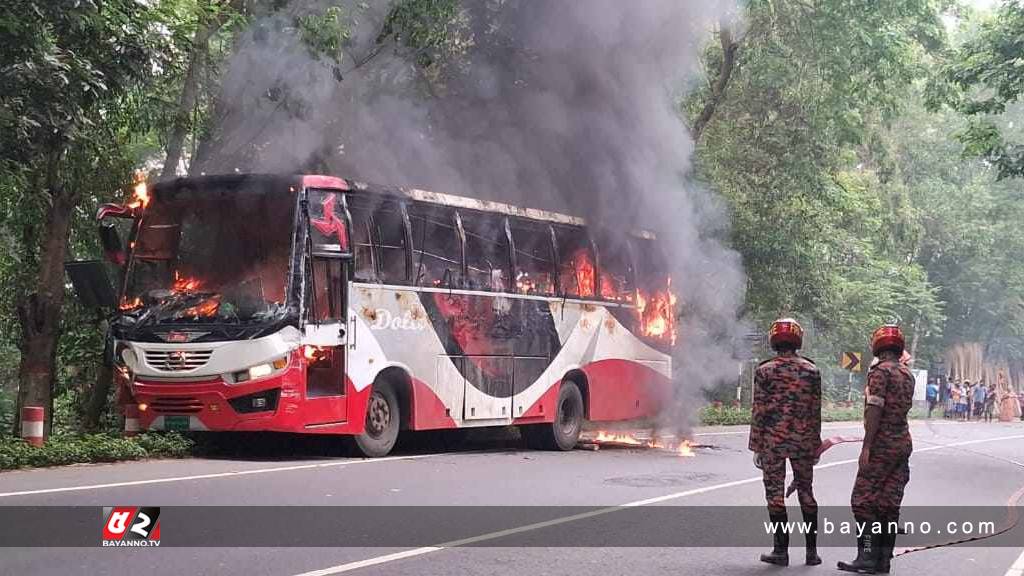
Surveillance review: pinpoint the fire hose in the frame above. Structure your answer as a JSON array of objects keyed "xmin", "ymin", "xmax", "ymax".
[{"xmin": 783, "ymin": 434, "xmax": 1024, "ymax": 557}]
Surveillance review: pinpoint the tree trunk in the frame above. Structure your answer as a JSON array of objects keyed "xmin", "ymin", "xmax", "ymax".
[
  {"xmin": 691, "ymin": 21, "xmax": 740, "ymax": 143},
  {"xmin": 908, "ymin": 315, "xmax": 922, "ymax": 369},
  {"xmin": 14, "ymin": 152, "xmax": 75, "ymax": 438},
  {"xmin": 83, "ymin": 330, "xmax": 113, "ymax": 432},
  {"xmin": 160, "ymin": 22, "xmax": 217, "ymax": 181}
]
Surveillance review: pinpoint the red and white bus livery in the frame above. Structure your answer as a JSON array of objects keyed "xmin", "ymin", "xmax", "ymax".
[{"xmin": 99, "ymin": 174, "xmax": 676, "ymax": 456}]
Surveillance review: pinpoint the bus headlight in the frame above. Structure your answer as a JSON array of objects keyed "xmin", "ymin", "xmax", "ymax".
[{"xmin": 231, "ymin": 357, "xmax": 288, "ymax": 384}]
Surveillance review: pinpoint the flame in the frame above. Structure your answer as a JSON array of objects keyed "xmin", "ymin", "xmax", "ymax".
[
  {"xmin": 303, "ymin": 345, "xmax": 330, "ymax": 363},
  {"xmin": 636, "ymin": 277, "xmax": 678, "ymax": 345},
  {"xmin": 594, "ymin": 431, "xmax": 646, "ymax": 445},
  {"xmin": 599, "ymin": 271, "xmax": 617, "ymax": 300},
  {"xmin": 516, "ymin": 272, "xmax": 555, "ymax": 295},
  {"xmin": 119, "ymin": 297, "xmax": 143, "ymax": 311},
  {"xmin": 181, "ymin": 296, "xmax": 220, "ymax": 318},
  {"xmin": 573, "ymin": 252, "xmax": 595, "ymax": 296},
  {"xmin": 675, "ymin": 440, "xmax": 695, "ymax": 457},
  {"xmin": 589, "ymin": 431, "xmax": 695, "ymax": 457},
  {"xmin": 173, "ymin": 271, "xmax": 201, "ymax": 293},
  {"xmin": 128, "ymin": 179, "xmax": 150, "ymax": 209}
]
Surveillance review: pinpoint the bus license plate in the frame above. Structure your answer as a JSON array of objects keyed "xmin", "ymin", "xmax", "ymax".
[{"xmin": 164, "ymin": 416, "xmax": 190, "ymax": 431}]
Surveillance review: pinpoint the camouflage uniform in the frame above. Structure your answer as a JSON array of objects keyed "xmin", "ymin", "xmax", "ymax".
[
  {"xmin": 749, "ymin": 354, "xmax": 822, "ymax": 514},
  {"xmin": 851, "ymin": 359, "xmax": 914, "ymax": 520}
]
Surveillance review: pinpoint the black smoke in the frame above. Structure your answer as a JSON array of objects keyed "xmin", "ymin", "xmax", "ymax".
[{"xmin": 208, "ymin": 0, "xmax": 749, "ymax": 428}]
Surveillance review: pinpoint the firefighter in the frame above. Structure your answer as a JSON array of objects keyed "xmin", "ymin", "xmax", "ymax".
[
  {"xmin": 749, "ymin": 318, "xmax": 822, "ymax": 567},
  {"xmin": 838, "ymin": 325, "xmax": 914, "ymax": 574}
]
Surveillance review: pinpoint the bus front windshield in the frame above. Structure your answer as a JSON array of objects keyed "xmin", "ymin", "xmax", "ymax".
[{"xmin": 122, "ymin": 181, "xmax": 296, "ymax": 326}]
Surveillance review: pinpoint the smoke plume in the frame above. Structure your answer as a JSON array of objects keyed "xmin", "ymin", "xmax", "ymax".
[{"xmin": 209, "ymin": 0, "xmax": 749, "ymax": 428}]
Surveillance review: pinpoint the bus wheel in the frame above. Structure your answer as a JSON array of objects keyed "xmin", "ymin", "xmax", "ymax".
[
  {"xmin": 353, "ymin": 385, "xmax": 400, "ymax": 457},
  {"xmin": 528, "ymin": 382, "xmax": 584, "ymax": 451}
]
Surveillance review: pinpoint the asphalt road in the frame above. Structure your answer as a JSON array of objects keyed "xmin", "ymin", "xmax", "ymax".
[{"xmin": 2, "ymin": 420, "xmax": 1024, "ymax": 576}]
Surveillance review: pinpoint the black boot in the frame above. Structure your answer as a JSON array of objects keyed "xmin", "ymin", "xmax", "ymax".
[
  {"xmin": 876, "ymin": 517, "xmax": 896, "ymax": 574},
  {"xmin": 803, "ymin": 510, "xmax": 822, "ymax": 566},
  {"xmin": 760, "ymin": 511, "xmax": 790, "ymax": 566},
  {"xmin": 837, "ymin": 520, "xmax": 881, "ymax": 574}
]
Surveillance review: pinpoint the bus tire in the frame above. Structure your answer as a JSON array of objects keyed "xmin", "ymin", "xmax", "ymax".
[
  {"xmin": 529, "ymin": 382, "xmax": 584, "ymax": 451},
  {"xmin": 353, "ymin": 384, "xmax": 400, "ymax": 457}
]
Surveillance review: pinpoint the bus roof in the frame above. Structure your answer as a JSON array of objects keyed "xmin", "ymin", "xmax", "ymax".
[
  {"xmin": 158, "ymin": 174, "xmax": 655, "ymax": 240},
  {"xmin": 341, "ymin": 178, "xmax": 657, "ymax": 240}
]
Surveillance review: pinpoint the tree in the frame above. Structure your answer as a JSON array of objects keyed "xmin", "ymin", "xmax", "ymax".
[
  {"xmin": 928, "ymin": 1, "xmax": 1024, "ymax": 179},
  {"xmin": 0, "ymin": 0, "xmax": 168, "ymax": 436},
  {"xmin": 688, "ymin": 0, "xmax": 951, "ymax": 395}
]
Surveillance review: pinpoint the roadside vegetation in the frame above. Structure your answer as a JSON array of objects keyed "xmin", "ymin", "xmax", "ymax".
[{"xmin": 0, "ymin": 432, "xmax": 193, "ymax": 471}]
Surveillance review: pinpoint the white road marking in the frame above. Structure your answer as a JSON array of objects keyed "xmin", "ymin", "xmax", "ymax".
[
  {"xmin": 1005, "ymin": 547, "xmax": 1024, "ymax": 576},
  {"xmin": 0, "ymin": 453, "xmax": 441, "ymax": 498},
  {"xmin": 693, "ymin": 423, "xmax": 863, "ymax": 437},
  {"xmin": 290, "ymin": 432, "xmax": 1024, "ymax": 576},
  {"xmin": 690, "ymin": 420, "xmax": 1013, "ymax": 438}
]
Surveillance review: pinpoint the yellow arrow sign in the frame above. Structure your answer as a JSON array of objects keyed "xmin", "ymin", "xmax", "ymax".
[{"xmin": 841, "ymin": 351, "xmax": 862, "ymax": 372}]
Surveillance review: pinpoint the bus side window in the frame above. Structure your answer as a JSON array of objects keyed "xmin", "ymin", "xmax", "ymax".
[
  {"xmin": 373, "ymin": 204, "xmax": 409, "ymax": 284},
  {"xmin": 310, "ymin": 258, "xmax": 345, "ymax": 321},
  {"xmin": 554, "ymin": 226, "xmax": 595, "ymax": 298},
  {"xmin": 462, "ymin": 213, "xmax": 511, "ymax": 292},
  {"xmin": 596, "ymin": 234, "xmax": 636, "ymax": 303},
  {"xmin": 631, "ymin": 236, "xmax": 667, "ymax": 294},
  {"xmin": 347, "ymin": 199, "xmax": 375, "ymax": 282},
  {"xmin": 409, "ymin": 206, "xmax": 460, "ymax": 287},
  {"xmin": 512, "ymin": 221, "xmax": 556, "ymax": 296}
]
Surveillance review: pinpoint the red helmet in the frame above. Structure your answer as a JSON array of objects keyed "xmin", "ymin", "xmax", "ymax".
[
  {"xmin": 769, "ymin": 318, "xmax": 803, "ymax": 351},
  {"xmin": 871, "ymin": 324, "xmax": 905, "ymax": 356}
]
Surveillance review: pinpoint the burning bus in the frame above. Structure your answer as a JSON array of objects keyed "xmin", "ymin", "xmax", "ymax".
[{"xmin": 81, "ymin": 174, "xmax": 676, "ymax": 457}]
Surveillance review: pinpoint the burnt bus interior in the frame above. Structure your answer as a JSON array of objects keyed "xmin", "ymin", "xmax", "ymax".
[
  {"xmin": 338, "ymin": 188, "xmax": 669, "ymax": 305},
  {"xmin": 303, "ymin": 183, "xmax": 675, "ymax": 402}
]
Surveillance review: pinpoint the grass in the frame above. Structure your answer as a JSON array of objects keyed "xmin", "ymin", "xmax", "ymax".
[
  {"xmin": 0, "ymin": 432, "xmax": 193, "ymax": 471},
  {"xmin": 698, "ymin": 403, "xmax": 926, "ymax": 426}
]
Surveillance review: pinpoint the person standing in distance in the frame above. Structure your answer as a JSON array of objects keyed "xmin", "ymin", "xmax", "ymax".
[
  {"xmin": 838, "ymin": 325, "xmax": 914, "ymax": 574},
  {"xmin": 749, "ymin": 318, "xmax": 823, "ymax": 567}
]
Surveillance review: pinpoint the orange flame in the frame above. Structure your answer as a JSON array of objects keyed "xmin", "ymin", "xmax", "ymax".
[
  {"xmin": 636, "ymin": 277, "xmax": 677, "ymax": 345},
  {"xmin": 574, "ymin": 253, "xmax": 595, "ymax": 297},
  {"xmin": 303, "ymin": 345, "xmax": 330, "ymax": 363},
  {"xmin": 119, "ymin": 297, "xmax": 143, "ymax": 311},
  {"xmin": 128, "ymin": 180, "xmax": 150, "ymax": 210},
  {"xmin": 590, "ymin": 431, "xmax": 695, "ymax": 457},
  {"xmin": 181, "ymin": 296, "xmax": 220, "ymax": 318},
  {"xmin": 516, "ymin": 273, "xmax": 555, "ymax": 295},
  {"xmin": 173, "ymin": 271, "xmax": 201, "ymax": 293}
]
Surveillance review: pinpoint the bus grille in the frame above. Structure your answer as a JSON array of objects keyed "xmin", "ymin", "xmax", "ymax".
[
  {"xmin": 144, "ymin": 350, "xmax": 213, "ymax": 372},
  {"xmin": 152, "ymin": 397, "xmax": 203, "ymax": 414}
]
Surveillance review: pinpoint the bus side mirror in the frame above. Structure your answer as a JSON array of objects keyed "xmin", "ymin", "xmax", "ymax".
[{"xmin": 99, "ymin": 223, "xmax": 126, "ymax": 266}]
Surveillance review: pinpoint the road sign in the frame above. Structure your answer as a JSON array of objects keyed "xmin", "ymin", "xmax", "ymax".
[{"xmin": 841, "ymin": 351, "xmax": 862, "ymax": 372}]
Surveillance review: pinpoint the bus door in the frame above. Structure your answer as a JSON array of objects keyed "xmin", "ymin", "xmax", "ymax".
[{"xmin": 303, "ymin": 189, "xmax": 352, "ymax": 426}]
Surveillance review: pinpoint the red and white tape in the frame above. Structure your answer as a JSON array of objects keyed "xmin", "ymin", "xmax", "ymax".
[
  {"xmin": 20, "ymin": 406, "xmax": 45, "ymax": 447},
  {"xmin": 785, "ymin": 435, "xmax": 864, "ymax": 496}
]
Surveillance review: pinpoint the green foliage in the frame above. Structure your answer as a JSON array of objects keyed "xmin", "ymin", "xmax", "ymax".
[
  {"xmin": 698, "ymin": 403, "xmax": 925, "ymax": 427},
  {"xmin": 699, "ymin": 404, "xmax": 752, "ymax": 426},
  {"xmin": 379, "ymin": 0, "xmax": 473, "ymax": 74},
  {"xmin": 0, "ymin": 388, "xmax": 13, "ymax": 434},
  {"xmin": 296, "ymin": 6, "xmax": 350, "ymax": 62},
  {"xmin": 691, "ymin": 0, "xmax": 948, "ymax": 371},
  {"xmin": 928, "ymin": 2, "xmax": 1024, "ymax": 178},
  {"xmin": 0, "ymin": 432, "xmax": 193, "ymax": 471}
]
